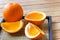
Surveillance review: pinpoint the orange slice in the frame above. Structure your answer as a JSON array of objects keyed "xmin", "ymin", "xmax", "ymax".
[
  {"xmin": 25, "ymin": 11, "xmax": 46, "ymax": 25},
  {"xmin": 1, "ymin": 20, "xmax": 24, "ymax": 33},
  {"xmin": 25, "ymin": 23, "xmax": 45, "ymax": 39}
]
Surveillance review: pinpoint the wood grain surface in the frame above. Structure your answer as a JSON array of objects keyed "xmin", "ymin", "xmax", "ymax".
[{"xmin": 0, "ymin": 0, "xmax": 60, "ymax": 40}]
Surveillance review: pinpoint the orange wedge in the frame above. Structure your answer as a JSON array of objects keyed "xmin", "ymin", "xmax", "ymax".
[
  {"xmin": 25, "ymin": 11, "xmax": 46, "ymax": 25},
  {"xmin": 1, "ymin": 20, "xmax": 24, "ymax": 33},
  {"xmin": 25, "ymin": 23, "xmax": 45, "ymax": 39}
]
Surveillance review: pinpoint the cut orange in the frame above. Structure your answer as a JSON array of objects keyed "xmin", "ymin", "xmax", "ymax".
[
  {"xmin": 1, "ymin": 20, "xmax": 24, "ymax": 33},
  {"xmin": 25, "ymin": 11, "xmax": 46, "ymax": 25},
  {"xmin": 25, "ymin": 23, "xmax": 45, "ymax": 39}
]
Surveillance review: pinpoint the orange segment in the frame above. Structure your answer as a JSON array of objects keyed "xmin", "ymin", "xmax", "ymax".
[
  {"xmin": 25, "ymin": 11, "xmax": 46, "ymax": 25},
  {"xmin": 2, "ymin": 21, "xmax": 20, "ymax": 31},
  {"xmin": 1, "ymin": 20, "xmax": 24, "ymax": 33},
  {"xmin": 28, "ymin": 23, "xmax": 40, "ymax": 36},
  {"xmin": 25, "ymin": 23, "xmax": 45, "ymax": 39}
]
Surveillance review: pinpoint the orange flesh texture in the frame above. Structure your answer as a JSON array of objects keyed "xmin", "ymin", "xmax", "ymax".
[
  {"xmin": 28, "ymin": 23, "xmax": 44, "ymax": 36},
  {"xmin": 26, "ymin": 13, "xmax": 43, "ymax": 20},
  {"xmin": 2, "ymin": 21, "xmax": 20, "ymax": 31}
]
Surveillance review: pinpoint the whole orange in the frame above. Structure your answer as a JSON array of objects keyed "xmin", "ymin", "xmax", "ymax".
[{"xmin": 3, "ymin": 2, "xmax": 23, "ymax": 22}]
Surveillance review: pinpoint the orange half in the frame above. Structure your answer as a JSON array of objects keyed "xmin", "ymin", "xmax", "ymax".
[
  {"xmin": 25, "ymin": 23, "xmax": 45, "ymax": 39},
  {"xmin": 1, "ymin": 20, "xmax": 24, "ymax": 33},
  {"xmin": 25, "ymin": 11, "xmax": 46, "ymax": 25}
]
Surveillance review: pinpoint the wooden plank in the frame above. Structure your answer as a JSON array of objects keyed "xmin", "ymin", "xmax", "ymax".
[
  {"xmin": 53, "ymin": 39, "xmax": 60, "ymax": 40},
  {"xmin": 52, "ymin": 23, "xmax": 60, "ymax": 30},
  {"xmin": 5, "ymin": 0, "xmax": 60, "ymax": 5},
  {"xmin": 0, "ymin": 0, "xmax": 60, "ymax": 16},
  {"xmin": 0, "ymin": 3, "xmax": 60, "ymax": 16},
  {"xmin": 53, "ymin": 30, "xmax": 60, "ymax": 39},
  {"xmin": 52, "ymin": 16, "xmax": 60, "ymax": 23},
  {"xmin": 1, "ymin": 0, "xmax": 60, "ymax": 4},
  {"xmin": 52, "ymin": 23, "xmax": 60, "ymax": 40}
]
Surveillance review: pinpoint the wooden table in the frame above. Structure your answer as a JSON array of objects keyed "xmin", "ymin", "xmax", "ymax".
[{"xmin": 0, "ymin": 0, "xmax": 60, "ymax": 40}]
